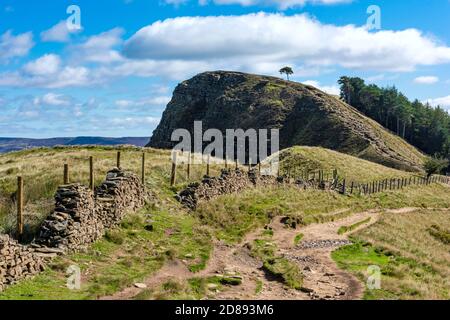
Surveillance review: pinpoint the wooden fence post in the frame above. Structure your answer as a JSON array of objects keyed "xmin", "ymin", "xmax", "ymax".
[
  {"xmin": 89, "ymin": 156, "xmax": 94, "ymax": 191},
  {"xmin": 170, "ymin": 153, "xmax": 177, "ymax": 186},
  {"xmin": 141, "ymin": 152, "xmax": 146, "ymax": 185},
  {"xmin": 206, "ymin": 154, "xmax": 211, "ymax": 176},
  {"xmin": 258, "ymin": 162, "xmax": 261, "ymax": 174},
  {"xmin": 342, "ymin": 179, "xmax": 346, "ymax": 194},
  {"xmin": 187, "ymin": 152, "xmax": 191, "ymax": 180},
  {"xmin": 350, "ymin": 181, "xmax": 354, "ymax": 194},
  {"xmin": 224, "ymin": 157, "xmax": 228, "ymax": 169},
  {"xmin": 116, "ymin": 151, "xmax": 121, "ymax": 169},
  {"xmin": 17, "ymin": 176, "xmax": 24, "ymax": 241},
  {"xmin": 64, "ymin": 164, "xmax": 69, "ymax": 184}
]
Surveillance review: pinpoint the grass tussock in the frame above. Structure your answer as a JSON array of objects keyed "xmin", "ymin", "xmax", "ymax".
[
  {"xmin": 250, "ymin": 238, "xmax": 303, "ymax": 290},
  {"xmin": 427, "ymin": 225, "xmax": 450, "ymax": 245},
  {"xmin": 337, "ymin": 218, "xmax": 371, "ymax": 235}
]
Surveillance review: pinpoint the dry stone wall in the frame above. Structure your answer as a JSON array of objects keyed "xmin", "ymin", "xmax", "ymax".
[
  {"xmin": 0, "ymin": 168, "xmax": 146, "ymax": 292},
  {"xmin": 176, "ymin": 169, "xmax": 279, "ymax": 209},
  {"xmin": 96, "ymin": 168, "xmax": 146, "ymax": 229},
  {"xmin": 177, "ymin": 168, "xmax": 339, "ymax": 209},
  {"xmin": 0, "ymin": 235, "xmax": 46, "ymax": 292},
  {"xmin": 34, "ymin": 184, "xmax": 103, "ymax": 252}
]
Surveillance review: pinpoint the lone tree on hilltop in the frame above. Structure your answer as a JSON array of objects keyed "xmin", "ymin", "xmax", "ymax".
[{"xmin": 279, "ymin": 66, "xmax": 294, "ymax": 81}]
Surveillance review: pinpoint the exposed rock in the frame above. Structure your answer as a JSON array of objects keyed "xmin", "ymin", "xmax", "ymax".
[
  {"xmin": 148, "ymin": 71, "xmax": 424, "ymax": 172},
  {"xmin": 298, "ymin": 239, "xmax": 353, "ymax": 249}
]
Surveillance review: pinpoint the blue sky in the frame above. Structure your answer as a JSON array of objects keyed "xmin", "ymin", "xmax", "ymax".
[{"xmin": 0, "ymin": 0, "xmax": 449, "ymax": 138}]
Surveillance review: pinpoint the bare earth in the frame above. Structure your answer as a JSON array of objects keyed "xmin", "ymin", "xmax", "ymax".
[{"xmin": 102, "ymin": 209, "xmax": 389, "ymax": 300}]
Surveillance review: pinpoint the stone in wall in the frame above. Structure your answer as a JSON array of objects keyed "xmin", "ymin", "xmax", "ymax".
[{"xmin": 0, "ymin": 234, "xmax": 45, "ymax": 292}]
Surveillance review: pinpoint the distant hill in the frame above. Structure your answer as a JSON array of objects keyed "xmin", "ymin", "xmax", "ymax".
[
  {"xmin": 149, "ymin": 71, "xmax": 426, "ymax": 172},
  {"xmin": 0, "ymin": 137, "xmax": 148, "ymax": 153}
]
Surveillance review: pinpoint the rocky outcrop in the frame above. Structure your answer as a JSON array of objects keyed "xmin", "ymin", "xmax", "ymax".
[
  {"xmin": 0, "ymin": 235, "xmax": 45, "ymax": 292},
  {"xmin": 148, "ymin": 71, "xmax": 424, "ymax": 172}
]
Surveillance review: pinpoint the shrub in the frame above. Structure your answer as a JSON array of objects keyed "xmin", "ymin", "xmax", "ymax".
[
  {"xmin": 423, "ymin": 156, "xmax": 449, "ymax": 177},
  {"xmin": 105, "ymin": 230, "xmax": 125, "ymax": 244}
]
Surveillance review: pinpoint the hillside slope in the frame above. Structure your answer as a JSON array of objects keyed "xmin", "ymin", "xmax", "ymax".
[
  {"xmin": 271, "ymin": 146, "xmax": 414, "ymax": 182},
  {"xmin": 148, "ymin": 71, "xmax": 425, "ymax": 172}
]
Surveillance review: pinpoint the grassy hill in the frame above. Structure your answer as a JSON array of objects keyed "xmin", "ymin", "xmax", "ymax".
[
  {"xmin": 149, "ymin": 71, "xmax": 426, "ymax": 172},
  {"xmin": 271, "ymin": 146, "xmax": 417, "ymax": 182}
]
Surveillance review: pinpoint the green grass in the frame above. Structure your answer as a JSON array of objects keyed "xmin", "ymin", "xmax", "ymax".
[
  {"xmin": 266, "ymin": 146, "xmax": 418, "ymax": 183},
  {"xmin": 332, "ymin": 209, "xmax": 450, "ymax": 300},
  {"xmin": 250, "ymin": 238, "xmax": 303, "ymax": 290},
  {"xmin": 197, "ymin": 183, "xmax": 450, "ymax": 243},
  {"xmin": 294, "ymin": 233, "xmax": 304, "ymax": 245},
  {"xmin": 0, "ymin": 205, "xmax": 212, "ymax": 300},
  {"xmin": 337, "ymin": 218, "xmax": 371, "ymax": 235},
  {"xmin": 427, "ymin": 225, "xmax": 450, "ymax": 245},
  {"xmin": 0, "ymin": 146, "xmax": 228, "ymax": 236},
  {"xmin": 254, "ymin": 280, "xmax": 263, "ymax": 295},
  {"xmin": 1, "ymin": 146, "xmax": 448, "ymax": 300}
]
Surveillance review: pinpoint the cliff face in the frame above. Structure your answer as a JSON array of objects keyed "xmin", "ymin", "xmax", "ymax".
[{"xmin": 148, "ymin": 71, "xmax": 425, "ymax": 171}]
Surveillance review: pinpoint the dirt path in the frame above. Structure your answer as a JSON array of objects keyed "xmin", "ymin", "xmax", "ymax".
[{"xmin": 102, "ymin": 209, "xmax": 384, "ymax": 300}]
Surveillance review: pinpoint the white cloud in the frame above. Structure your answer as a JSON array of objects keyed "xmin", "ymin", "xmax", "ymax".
[
  {"xmin": 414, "ymin": 76, "xmax": 439, "ymax": 84},
  {"xmin": 0, "ymin": 64, "xmax": 93, "ymax": 89},
  {"xmin": 124, "ymin": 13, "xmax": 450, "ymax": 73},
  {"xmin": 0, "ymin": 30, "xmax": 34, "ymax": 63},
  {"xmin": 115, "ymin": 96, "xmax": 171, "ymax": 108},
  {"xmin": 174, "ymin": 0, "xmax": 352, "ymax": 9},
  {"xmin": 37, "ymin": 93, "xmax": 71, "ymax": 106},
  {"xmin": 71, "ymin": 28, "xmax": 124, "ymax": 64},
  {"xmin": 23, "ymin": 54, "xmax": 61, "ymax": 76},
  {"xmin": 303, "ymin": 80, "xmax": 340, "ymax": 95},
  {"xmin": 425, "ymin": 95, "xmax": 450, "ymax": 109},
  {"xmin": 41, "ymin": 20, "xmax": 81, "ymax": 42},
  {"xmin": 110, "ymin": 116, "xmax": 161, "ymax": 126}
]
